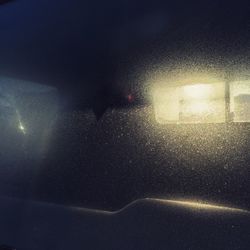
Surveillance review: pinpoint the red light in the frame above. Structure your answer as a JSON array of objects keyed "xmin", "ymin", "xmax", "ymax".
[{"xmin": 127, "ymin": 94, "xmax": 134, "ymax": 103}]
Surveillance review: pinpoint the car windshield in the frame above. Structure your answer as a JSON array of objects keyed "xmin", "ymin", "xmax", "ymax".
[
  {"xmin": 0, "ymin": 1, "xmax": 250, "ymax": 249},
  {"xmin": 0, "ymin": 0, "xmax": 250, "ymax": 211}
]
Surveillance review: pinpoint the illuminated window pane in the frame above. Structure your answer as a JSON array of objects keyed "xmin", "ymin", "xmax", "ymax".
[
  {"xmin": 179, "ymin": 83, "xmax": 225, "ymax": 123},
  {"xmin": 153, "ymin": 86, "xmax": 179, "ymax": 123},
  {"xmin": 154, "ymin": 82, "xmax": 225, "ymax": 124},
  {"xmin": 230, "ymin": 81, "xmax": 250, "ymax": 122}
]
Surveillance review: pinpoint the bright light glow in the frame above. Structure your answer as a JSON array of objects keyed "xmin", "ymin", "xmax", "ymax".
[
  {"xmin": 117, "ymin": 198, "xmax": 250, "ymax": 215},
  {"xmin": 184, "ymin": 100, "xmax": 211, "ymax": 114},
  {"xmin": 15, "ymin": 109, "xmax": 26, "ymax": 134},
  {"xmin": 153, "ymin": 82, "xmax": 225, "ymax": 124},
  {"xmin": 182, "ymin": 84, "xmax": 212, "ymax": 99},
  {"xmin": 181, "ymin": 84, "xmax": 213, "ymax": 116},
  {"xmin": 19, "ymin": 123, "xmax": 24, "ymax": 131},
  {"xmin": 18, "ymin": 121, "xmax": 26, "ymax": 134},
  {"xmin": 151, "ymin": 198, "xmax": 249, "ymax": 213},
  {"xmin": 153, "ymin": 87, "xmax": 179, "ymax": 123}
]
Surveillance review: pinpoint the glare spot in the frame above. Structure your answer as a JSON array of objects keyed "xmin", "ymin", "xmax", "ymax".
[
  {"xmin": 153, "ymin": 198, "xmax": 249, "ymax": 213},
  {"xmin": 182, "ymin": 83, "xmax": 213, "ymax": 99},
  {"xmin": 182, "ymin": 84, "xmax": 213, "ymax": 115},
  {"xmin": 185, "ymin": 100, "xmax": 211, "ymax": 115},
  {"xmin": 18, "ymin": 121, "xmax": 26, "ymax": 134}
]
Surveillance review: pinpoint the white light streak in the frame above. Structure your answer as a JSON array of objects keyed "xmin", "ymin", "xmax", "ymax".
[
  {"xmin": 18, "ymin": 121, "xmax": 26, "ymax": 134},
  {"xmin": 152, "ymin": 198, "xmax": 249, "ymax": 213}
]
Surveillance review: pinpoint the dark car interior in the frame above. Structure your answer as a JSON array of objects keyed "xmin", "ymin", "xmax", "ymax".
[{"xmin": 0, "ymin": 0, "xmax": 250, "ymax": 249}]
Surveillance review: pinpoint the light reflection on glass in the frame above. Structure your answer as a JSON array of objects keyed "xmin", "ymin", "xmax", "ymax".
[{"xmin": 152, "ymin": 198, "xmax": 249, "ymax": 213}]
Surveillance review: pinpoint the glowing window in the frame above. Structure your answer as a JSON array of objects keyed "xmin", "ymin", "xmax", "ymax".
[{"xmin": 153, "ymin": 82, "xmax": 226, "ymax": 124}]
